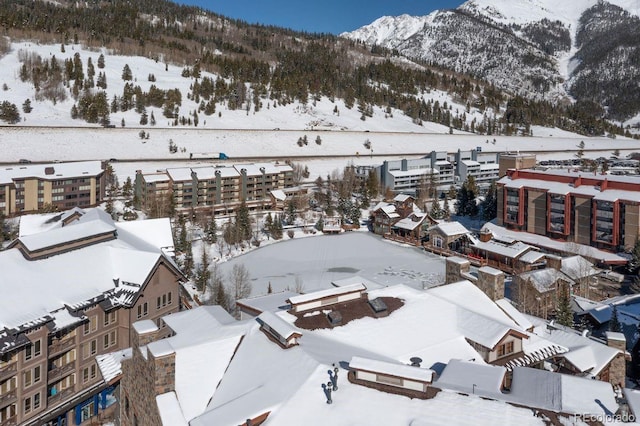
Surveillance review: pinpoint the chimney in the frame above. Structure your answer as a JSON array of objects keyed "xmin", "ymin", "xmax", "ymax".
[
  {"xmin": 574, "ymin": 175, "xmax": 582, "ymax": 188},
  {"xmin": 479, "ymin": 228, "xmax": 492, "ymax": 243},
  {"xmin": 545, "ymin": 254, "xmax": 562, "ymax": 271},
  {"xmin": 477, "ymin": 266, "xmax": 505, "ymax": 301},
  {"xmin": 601, "ymin": 178, "xmax": 608, "ymax": 191},
  {"xmin": 605, "ymin": 331, "xmax": 627, "ymax": 387}
]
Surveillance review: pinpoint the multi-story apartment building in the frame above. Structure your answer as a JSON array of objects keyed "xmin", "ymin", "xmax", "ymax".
[
  {"xmin": 497, "ymin": 168, "xmax": 640, "ymax": 253},
  {"xmin": 0, "ymin": 207, "xmax": 182, "ymax": 426},
  {"xmin": 370, "ymin": 151, "xmax": 499, "ymax": 196},
  {"xmin": 0, "ymin": 162, "xmax": 106, "ymax": 216},
  {"xmin": 134, "ymin": 162, "xmax": 293, "ymax": 215}
]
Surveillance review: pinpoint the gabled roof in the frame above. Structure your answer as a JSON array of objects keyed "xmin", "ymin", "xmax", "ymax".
[
  {"xmin": 428, "ymin": 221, "xmax": 470, "ymax": 237},
  {"xmin": 525, "ymin": 315, "xmax": 621, "ymax": 377},
  {"xmin": 560, "ymin": 256, "xmax": 599, "ymax": 281},
  {"xmin": 0, "ymin": 208, "xmax": 179, "ymax": 334},
  {"xmin": 518, "ymin": 268, "xmax": 573, "ymax": 293}
]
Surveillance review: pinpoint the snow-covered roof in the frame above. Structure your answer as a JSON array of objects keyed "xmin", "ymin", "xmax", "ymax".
[
  {"xmin": 483, "ymin": 222, "xmax": 628, "ymax": 264},
  {"xmin": 0, "ymin": 161, "xmax": 103, "ymax": 185},
  {"xmin": 388, "ymin": 167, "xmax": 433, "ymax": 178},
  {"xmin": 16, "ymin": 208, "xmax": 116, "ymax": 252},
  {"xmin": 472, "ymin": 239, "xmax": 533, "ymax": 259},
  {"xmin": 428, "ymin": 221, "xmax": 470, "ymax": 237},
  {"xmin": 166, "ymin": 167, "xmax": 194, "ymax": 182},
  {"xmin": 331, "ymin": 275, "xmax": 384, "ymax": 290},
  {"xmin": 393, "ymin": 213, "xmax": 427, "ymax": 231},
  {"xmin": 518, "ymin": 250, "xmax": 546, "ymax": 264},
  {"xmin": 518, "ymin": 268, "xmax": 572, "ymax": 293},
  {"xmin": 526, "ymin": 315, "xmax": 621, "ymax": 377},
  {"xmin": 480, "ymin": 163, "xmax": 500, "ymax": 171},
  {"xmin": 462, "ymin": 160, "xmax": 480, "ymax": 167},
  {"xmin": 506, "ymin": 366, "xmax": 618, "ymax": 416},
  {"xmin": 393, "ymin": 194, "xmax": 413, "ymax": 203},
  {"xmin": 499, "ymin": 171, "xmax": 640, "ymax": 203},
  {"xmin": 270, "ymin": 189, "xmax": 287, "ymax": 201},
  {"xmin": 96, "ymin": 348, "xmax": 132, "ymax": 384},
  {"xmin": 257, "ymin": 311, "xmax": 301, "ymax": 340},
  {"xmin": 0, "ymin": 208, "xmax": 176, "ymax": 332},
  {"xmin": 159, "ymin": 280, "xmax": 618, "ymax": 425},
  {"xmin": 288, "ymin": 283, "xmax": 366, "ymax": 306},
  {"xmin": 236, "ymin": 291, "xmax": 298, "ymax": 316},
  {"xmin": 495, "ymin": 299, "xmax": 533, "ymax": 331},
  {"xmin": 435, "ymin": 359, "xmax": 505, "ymax": 397},
  {"xmin": 157, "ymin": 393, "xmax": 189, "ymax": 426},
  {"xmin": 349, "ymin": 356, "xmax": 434, "ymax": 383},
  {"xmin": 560, "ymin": 256, "xmax": 599, "ymax": 280},
  {"xmin": 140, "ymin": 171, "xmax": 170, "ymax": 183}
]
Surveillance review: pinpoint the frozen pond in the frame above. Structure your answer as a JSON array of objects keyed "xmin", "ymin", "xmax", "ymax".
[{"xmin": 216, "ymin": 232, "xmax": 446, "ymax": 296}]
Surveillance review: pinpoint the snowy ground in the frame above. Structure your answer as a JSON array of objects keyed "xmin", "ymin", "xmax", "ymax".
[{"xmin": 197, "ymin": 232, "xmax": 446, "ymax": 298}]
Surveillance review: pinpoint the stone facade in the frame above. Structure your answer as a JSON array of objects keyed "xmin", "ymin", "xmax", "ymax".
[
  {"xmin": 121, "ymin": 324, "xmax": 170, "ymax": 426},
  {"xmin": 445, "ymin": 257, "xmax": 505, "ymax": 301},
  {"xmin": 605, "ymin": 332, "xmax": 627, "ymax": 387}
]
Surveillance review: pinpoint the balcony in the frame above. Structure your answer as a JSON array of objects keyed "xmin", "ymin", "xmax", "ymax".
[
  {"xmin": 47, "ymin": 387, "xmax": 75, "ymax": 407},
  {"xmin": 0, "ymin": 362, "xmax": 17, "ymax": 382},
  {"xmin": 48, "ymin": 361, "xmax": 75, "ymax": 383},
  {"xmin": 48, "ymin": 336, "xmax": 75, "ymax": 357},
  {"xmin": 0, "ymin": 388, "xmax": 17, "ymax": 408}
]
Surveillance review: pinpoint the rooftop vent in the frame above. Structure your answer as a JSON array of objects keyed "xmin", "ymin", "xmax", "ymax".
[
  {"xmin": 410, "ymin": 357, "xmax": 423, "ymax": 367},
  {"xmin": 45, "ymin": 167, "xmax": 55, "ymax": 175},
  {"xmin": 327, "ymin": 311, "xmax": 342, "ymax": 326},
  {"xmin": 368, "ymin": 298, "xmax": 388, "ymax": 314}
]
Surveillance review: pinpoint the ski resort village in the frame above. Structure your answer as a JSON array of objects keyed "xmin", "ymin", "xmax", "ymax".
[{"xmin": 3, "ymin": 0, "xmax": 640, "ymax": 425}]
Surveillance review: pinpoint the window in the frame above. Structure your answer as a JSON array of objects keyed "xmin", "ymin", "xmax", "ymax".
[
  {"xmin": 103, "ymin": 331, "xmax": 116, "ymax": 349},
  {"xmin": 34, "ymin": 366, "xmax": 41, "ymax": 384},
  {"xmin": 24, "ymin": 370, "xmax": 32, "ymax": 387},
  {"xmin": 137, "ymin": 302, "xmax": 148, "ymax": 319},
  {"xmin": 167, "ymin": 292, "xmax": 172, "ymax": 305},
  {"xmin": 82, "ymin": 364, "xmax": 97, "ymax": 383},
  {"xmin": 83, "ymin": 316, "xmax": 98, "ymax": 335},
  {"xmin": 24, "ymin": 396, "xmax": 31, "ymax": 414},
  {"xmin": 104, "ymin": 311, "xmax": 117, "ymax": 327},
  {"xmin": 33, "ymin": 392, "xmax": 40, "ymax": 410},
  {"xmin": 497, "ymin": 341, "xmax": 515, "ymax": 358},
  {"xmin": 83, "ymin": 340, "xmax": 97, "ymax": 359},
  {"xmin": 25, "ymin": 340, "xmax": 41, "ymax": 361}
]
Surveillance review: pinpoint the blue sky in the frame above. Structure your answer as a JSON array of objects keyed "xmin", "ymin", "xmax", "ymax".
[{"xmin": 174, "ymin": 1, "xmax": 465, "ymax": 34}]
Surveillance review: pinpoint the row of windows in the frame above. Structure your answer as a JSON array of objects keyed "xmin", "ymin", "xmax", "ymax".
[
  {"xmin": 157, "ymin": 292, "xmax": 173, "ymax": 310},
  {"xmin": 23, "ymin": 391, "xmax": 41, "ymax": 414},
  {"xmin": 23, "ymin": 365, "xmax": 41, "ymax": 388},
  {"xmin": 80, "ymin": 332, "xmax": 117, "ymax": 359}
]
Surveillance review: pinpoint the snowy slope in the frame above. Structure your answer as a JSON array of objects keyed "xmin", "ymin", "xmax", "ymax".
[
  {"xmin": 0, "ymin": 41, "xmax": 442, "ymax": 132},
  {"xmin": 343, "ymin": 0, "xmax": 640, "ymax": 115}
]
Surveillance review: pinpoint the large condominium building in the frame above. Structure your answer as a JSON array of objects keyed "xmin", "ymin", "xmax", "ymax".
[
  {"xmin": 135, "ymin": 162, "xmax": 294, "ymax": 215},
  {"xmin": 373, "ymin": 150, "xmax": 500, "ymax": 196},
  {"xmin": 0, "ymin": 162, "xmax": 106, "ymax": 216},
  {"xmin": 497, "ymin": 168, "xmax": 640, "ymax": 253},
  {"xmin": 0, "ymin": 208, "xmax": 182, "ymax": 426}
]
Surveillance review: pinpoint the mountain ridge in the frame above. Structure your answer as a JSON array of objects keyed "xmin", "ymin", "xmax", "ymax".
[{"xmin": 342, "ymin": 0, "xmax": 640, "ymax": 122}]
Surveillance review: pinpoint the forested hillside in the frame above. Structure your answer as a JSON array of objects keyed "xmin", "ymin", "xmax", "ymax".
[{"xmin": 0, "ymin": 0, "xmax": 635, "ymax": 138}]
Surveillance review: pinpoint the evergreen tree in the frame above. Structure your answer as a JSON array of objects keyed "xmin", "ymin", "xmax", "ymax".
[
  {"xmin": 443, "ymin": 195, "xmax": 451, "ymax": 220},
  {"xmin": 97, "ymin": 53, "xmax": 105, "ymax": 69},
  {"xmin": 206, "ymin": 216, "xmax": 218, "ymax": 243},
  {"xmin": 22, "ymin": 99, "xmax": 32, "ymax": 113},
  {"xmin": 628, "ymin": 239, "xmax": 640, "ymax": 273},
  {"xmin": 236, "ymin": 200, "xmax": 252, "ymax": 241},
  {"xmin": 195, "ymin": 244, "xmax": 211, "ymax": 292},
  {"xmin": 264, "ymin": 212, "xmax": 273, "ymax": 240},
  {"xmin": 183, "ymin": 240, "xmax": 194, "ymax": 278},
  {"xmin": 122, "ymin": 177, "xmax": 133, "ymax": 198},
  {"xmin": 122, "ymin": 64, "xmax": 133, "ymax": 81},
  {"xmin": 609, "ymin": 305, "xmax": 621, "ymax": 332},
  {"xmin": 481, "ymin": 181, "xmax": 498, "ymax": 221},
  {"xmin": 555, "ymin": 290, "xmax": 573, "ymax": 327}
]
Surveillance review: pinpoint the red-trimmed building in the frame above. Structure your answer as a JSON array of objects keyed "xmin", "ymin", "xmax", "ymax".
[{"xmin": 497, "ymin": 169, "xmax": 640, "ymax": 253}]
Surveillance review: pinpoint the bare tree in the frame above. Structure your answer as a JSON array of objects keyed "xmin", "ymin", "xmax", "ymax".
[{"xmin": 230, "ymin": 263, "xmax": 252, "ymax": 303}]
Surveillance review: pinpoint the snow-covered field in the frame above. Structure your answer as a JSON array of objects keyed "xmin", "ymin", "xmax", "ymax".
[{"xmin": 198, "ymin": 232, "xmax": 446, "ymax": 297}]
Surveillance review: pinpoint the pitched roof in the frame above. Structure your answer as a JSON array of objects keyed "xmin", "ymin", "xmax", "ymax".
[
  {"xmin": 0, "ymin": 208, "xmax": 178, "ymax": 336},
  {"xmin": 428, "ymin": 221, "xmax": 470, "ymax": 237}
]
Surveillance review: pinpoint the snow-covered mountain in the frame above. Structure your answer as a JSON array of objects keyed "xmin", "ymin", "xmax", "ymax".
[{"xmin": 343, "ymin": 0, "xmax": 640, "ymax": 120}]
